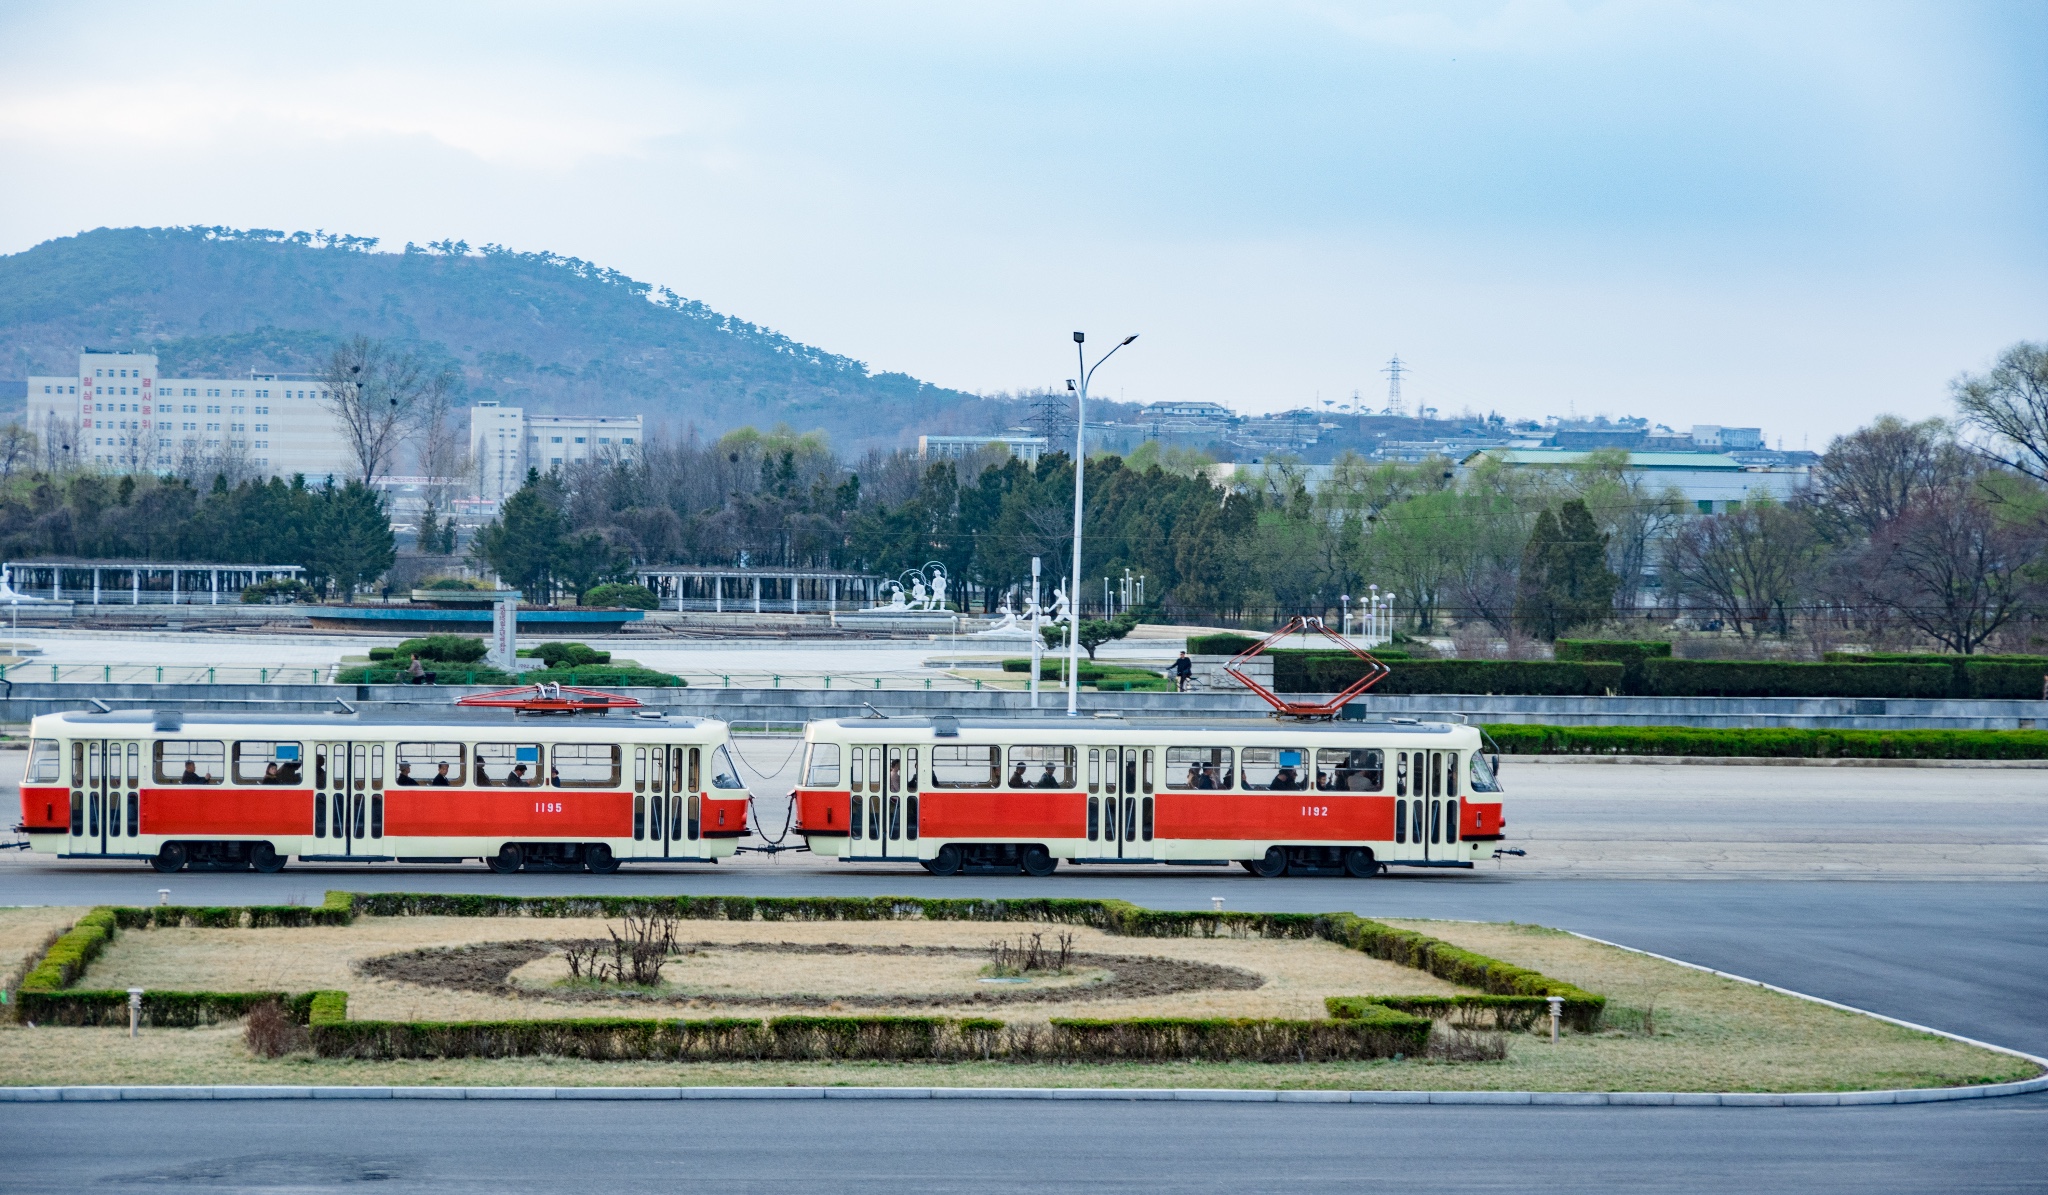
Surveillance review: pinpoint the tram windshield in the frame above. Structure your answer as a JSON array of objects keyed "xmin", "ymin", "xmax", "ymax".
[{"xmin": 1468, "ymin": 750, "xmax": 1503, "ymax": 793}]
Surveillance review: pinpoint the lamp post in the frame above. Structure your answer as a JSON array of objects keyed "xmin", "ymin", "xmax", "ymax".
[{"xmin": 1067, "ymin": 330, "xmax": 1138, "ymax": 716}]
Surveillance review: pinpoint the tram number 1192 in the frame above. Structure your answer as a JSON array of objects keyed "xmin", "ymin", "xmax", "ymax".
[{"xmin": 1300, "ymin": 806, "xmax": 1328, "ymax": 817}]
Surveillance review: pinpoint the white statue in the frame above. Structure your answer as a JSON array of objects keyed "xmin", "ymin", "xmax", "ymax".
[
  {"xmin": 928, "ymin": 569, "xmax": 949, "ymax": 611},
  {"xmin": 881, "ymin": 582, "xmax": 908, "ymax": 611},
  {"xmin": 909, "ymin": 576, "xmax": 930, "ymax": 609},
  {"xmin": 1047, "ymin": 582, "xmax": 1071, "ymax": 626}
]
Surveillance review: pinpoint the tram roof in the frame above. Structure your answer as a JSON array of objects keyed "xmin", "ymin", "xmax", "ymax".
[
  {"xmin": 814, "ymin": 716, "xmax": 1468, "ymax": 736},
  {"xmin": 34, "ymin": 708, "xmax": 716, "ymax": 731}
]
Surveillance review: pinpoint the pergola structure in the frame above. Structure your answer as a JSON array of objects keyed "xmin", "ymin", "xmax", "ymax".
[
  {"xmin": 634, "ymin": 568, "xmax": 884, "ymax": 614},
  {"xmin": 3, "ymin": 560, "xmax": 306, "ymax": 606}
]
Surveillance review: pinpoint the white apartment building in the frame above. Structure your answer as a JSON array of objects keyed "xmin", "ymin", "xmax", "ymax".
[
  {"xmin": 469, "ymin": 402, "xmax": 641, "ymax": 502},
  {"xmin": 917, "ymin": 432, "xmax": 1049, "ymax": 465},
  {"xmin": 28, "ymin": 351, "xmax": 343, "ymax": 480}
]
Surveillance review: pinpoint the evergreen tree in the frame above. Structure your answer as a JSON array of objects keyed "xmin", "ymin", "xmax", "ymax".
[
  {"xmin": 308, "ymin": 480, "xmax": 396, "ymax": 604},
  {"xmin": 474, "ymin": 469, "xmax": 567, "ymax": 601},
  {"xmin": 1513, "ymin": 499, "xmax": 1617, "ymax": 639}
]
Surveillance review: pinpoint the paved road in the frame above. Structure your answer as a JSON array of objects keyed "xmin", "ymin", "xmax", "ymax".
[{"xmin": 5, "ymin": 1096, "xmax": 2045, "ymax": 1194}]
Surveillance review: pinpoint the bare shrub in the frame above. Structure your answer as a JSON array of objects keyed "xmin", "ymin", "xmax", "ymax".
[
  {"xmin": 1427, "ymin": 1025, "xmax": 1508, "ymax": 1062},
  {"xmin": 562, "ymin": 912, "xmax": 683, "ymax": 986},
  {"xmin": 985, "ymin": 931, "xmax": 1075, "ymax": 977},
  {"xmin": 244, "ymin": 1000, "xmax": 308, "ymax": 1058}
]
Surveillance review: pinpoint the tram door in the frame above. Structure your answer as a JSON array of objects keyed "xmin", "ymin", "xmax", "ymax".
[
  {"xmin": 313, "ymin": 741, "xmax": 383, "ymax": 856},
  {"xmin": 1399, "ymin": 750, "xmax": 1460, "ymax": 861},
  {"xmin": 1081, "ymin": 747, "xmax": 1151, "ymax": 861},
  {"xmin": 68, "ymin": 739, "xmax": 140, "ymax": 855},
  {"xmin": 633, "ymin": 745, "xmax": 700, "ymax": 858}
]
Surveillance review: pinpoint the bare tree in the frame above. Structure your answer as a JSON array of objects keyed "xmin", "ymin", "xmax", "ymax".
[
  {"xmin": 320, "ymin": 335, "xmax": 448, "ymax": 487},
  {"xmin": 1855, "ymin": 479, "xmax": 2048, "ymax": 654},
  {"xmin": 1953, "ymin": 341, "xmax": 2048, "ymax": 484},
  {"xmin": 1662, "ymin": 500, "xmax": 1825, "ymax": 639},
  {"xmin": 0, "ymin": 424, "xmax": 37, "ymax": 482},
  {"xmin": 1807, "ymin": 415, "xmax": 1966, "ymax": 539}
]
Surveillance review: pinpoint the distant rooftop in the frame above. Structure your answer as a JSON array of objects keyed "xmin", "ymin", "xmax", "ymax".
[{"xmin": 1465, "ymin": 449, "xmax": 1750, "ymax": 472}]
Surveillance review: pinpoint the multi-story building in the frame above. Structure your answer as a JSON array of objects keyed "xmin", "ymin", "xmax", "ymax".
[
  {"xmin": 917, "ymin": 432, "xmax": 1049, "ymax": 465},
  {"xmin": 469, "ymin": 403, "xmax": 642, "ymax": 502},
  {"xmin": 27, "ymin": 351, "xmax": 343, "ymax": 479}
]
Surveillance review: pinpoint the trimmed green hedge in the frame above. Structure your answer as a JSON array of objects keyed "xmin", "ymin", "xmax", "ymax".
[
  {"xmin": 110, "ymin": 894, "xmax": 356, "ymax": 931},
  {"xmin": 19, "ymin": 990, "xmax": 290, "ymax": 1027},
  {"xmin": 336, "ymin": 665, "xmax": 518, "ymax": 685},
  {"xmin": 367, "ymin": 635, "xmax": 490, "ymax": 664},
  {"xmin": 308, "ymin": 1013, "xmax": 1428, "ymax": 1063},
  {"xmin": 1328, "ymin": 994, "xmax": 1549, "ymax": 1032},
  {"xmin": 1276, "ymin": 656, "xmax": 1624, "ymax": 696},
  {"xmin": 1825, "ymin": 652, "xmax": 2048, "ymax": 666},
  {"xmin": 1554, "ymin": 640, "xmax": 1670, "ymax": 693},
  {"xmin": 1644, "ymin": 660, "xmax": 1948, "ymax": 699},
  {"xmin": 20, "ymin": 908, "xmax": 119, "ymax": 991},
  {"xmin": 1483, "ymin": 724, "xmax": 2048, "ymax": 760},
  {"xmin": 522, "ymin": 666, "xmax": 686, "ymax": 688},
  {"xmin": 1187, "ymin": 633, "xmax": 1261, "ymax": 655}
]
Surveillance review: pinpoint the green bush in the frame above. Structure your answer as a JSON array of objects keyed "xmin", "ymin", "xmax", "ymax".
[
  {"xmin": 1274, "ymin": 655, "xmax": 1624, "ymax": 696},
  {"xmin": 582, "ymin": 582, "xmax": 660, "ymax": 610},
  {"xmin": 335, "ymin": 665, "xmax": 518, "ymax": 686},
  {"xmin": 422, "ymin": 577, "xmax": 488, "ymax": 591},
  {"xmin": 396, "ymin": 635, "xmax": 490, "ymax": 663},
  {"xmin": 306, "ymin": 991, "xmax": 349, "ymax": 1026},
  {"xmin": 240, "ymin": 578, "xmax": 318, "ymax": 604},
  {"xmin": 1186, "ymin": 633, "xmax": 1261, "ymax": 655},
  {"xmin": 1482, "ymin": 724, "xmax": 2048, "ymax": 760},
  {"xmin": 21, "ymin": 908, "xmax": 119, "ymax": 991},
  {"xmin": 1044, "ymin": 1015, "xmax": 1428, "ymax": 1062},
  {"xmin": 523, "ymin": 665, "xmax": 685, "ymax": 688},
  {"xmin": 526, "ymin": 642, "xmax": 612, "ymax": 667},
  {"xmin": 1824, "ymin": 652, "xmax": 2048, "ymax": 665}
]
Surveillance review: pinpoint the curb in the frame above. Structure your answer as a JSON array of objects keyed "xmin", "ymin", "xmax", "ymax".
[{"xmin": 3, "ymin": 1078, "xmax": 2045, "ymax": 1105}]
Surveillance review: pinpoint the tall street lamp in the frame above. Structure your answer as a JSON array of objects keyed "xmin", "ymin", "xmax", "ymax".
[{"xmin": 1067, "ymin": 330, "xmax": 1138, "ymax": 716}]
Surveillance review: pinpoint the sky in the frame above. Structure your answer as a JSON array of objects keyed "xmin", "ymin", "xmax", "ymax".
[{"xmin": 0, "ymin": 1, "xmax": 2043, "ymax": 446}]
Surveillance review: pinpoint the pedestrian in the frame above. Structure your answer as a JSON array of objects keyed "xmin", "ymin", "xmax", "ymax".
[
  {"xmin": 407, "ymin": 654, "xmax": 436, "ymax": 685},
  {"xmin": 1172, "ymin": 650, "xmax": 1194, "ymax": 692}
]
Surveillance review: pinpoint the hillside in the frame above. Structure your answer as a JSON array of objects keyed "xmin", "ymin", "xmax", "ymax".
[{"xmin": 0, "ymin": 226, "xmax": 1031, "ymax": 448}]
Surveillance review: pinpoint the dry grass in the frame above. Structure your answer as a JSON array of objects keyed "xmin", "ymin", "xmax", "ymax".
[
  {"xmin": 0, "ymin": 906, "xmax": 89, "ymax": 995},
  {"xmin": 84, "ymin": 916, "xmax": 1457, "ymax": 1022}
]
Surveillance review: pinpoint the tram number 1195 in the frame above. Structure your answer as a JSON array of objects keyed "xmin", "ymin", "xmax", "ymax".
[{"xmin": 533, "ymin": 802, "xmax": 563, "ymax": 814}]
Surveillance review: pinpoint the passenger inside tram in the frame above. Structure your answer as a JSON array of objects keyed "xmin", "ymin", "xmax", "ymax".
[
  {"xmin": 1009, "ymin": 761, "xmax": 1029, "ymax": 787},
  {"xmin": 1037, "ymin": 763, "xmax": 1061, "ymax": 788},
  {"xmin": 431, "ymin": 763, "xmax": 452, "ymax": 787},
  {"xmin": 394, "ymin": 763, "xmax": 418, "ymax": 786},
  {"xmin": 273, "ymin": 760, "xmax": 302, "ymax": 785},
  {"xmin": 505, "ymin": 764, "xmax": 530, "ymax": 787}
]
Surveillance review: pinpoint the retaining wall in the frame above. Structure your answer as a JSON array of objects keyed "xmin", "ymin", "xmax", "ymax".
[{"xmin": 0, "ymin": 683, "xmax": 2039, "ymax": 730}]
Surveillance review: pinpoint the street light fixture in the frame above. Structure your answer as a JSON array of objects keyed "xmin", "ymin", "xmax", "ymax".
[{"xmin": 1066, "ymin": 330, "xmax": 1138, "ymax": 716}]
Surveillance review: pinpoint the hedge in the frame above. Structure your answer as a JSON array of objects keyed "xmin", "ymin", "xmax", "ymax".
[
  {"xmin": 308, "ymin": 1013, "xmax": 1428, "ymax": 1063},
  {"xmin": 367, "ymin": 635, "xmax": 490, "ymax": 664},
  {"xmin": 1276, "ymin": 656, "xmax": 1624, "ymax": 696},
  {"xmin": 1554, "ymin": 640, "xmax": 1669, "ymax": 693},
  {"xmin": 1483, "ymin": 724, "xmax": 2048, "ymax": 760},
  {"xmin": 20, "ymin": 908, "xmax": 119, "ymax": 991},
  {"xmin": 336, "ymin": 892, "xmax": 1604, "ymax": 1032},
  {"xmin": 1328, "ymin": 994, "xmax": 1549, "ymax": 1032},
  {"xmin": 1825, "ymin": 652, "xmax": 2048, "ymax": 666},
  {"xmin": 19, "ymin": 990, "xmax": 291, "ymax": 1027},
  {"xmin": 109, "ymin": 892, "xmax": 356, "ymax": 931}
]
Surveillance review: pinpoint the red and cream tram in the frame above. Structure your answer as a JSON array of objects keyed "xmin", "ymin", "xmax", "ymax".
[
  {"xmin": 15, "ymin": 708, "xmax": 752, "ymax": 872},
  {"xmin": 791, "ymin": 715, "xmax": 1506, "ymax": 876}
]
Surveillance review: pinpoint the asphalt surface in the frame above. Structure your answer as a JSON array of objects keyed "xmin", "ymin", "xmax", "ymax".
[
  {"xmin": 6, "ymin": 756, "xmax": 2046, "ymax": 1190},
  {"xmin": 6, "ymin": 1096, "xmax": 2046, "ymax": 1193}
]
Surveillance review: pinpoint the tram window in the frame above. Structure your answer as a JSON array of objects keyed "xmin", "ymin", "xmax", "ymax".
[
  {"xmin": 1241, "ymin": 748, "xmax": 1310, "ymax": 791},
  {"xmin": 1007, "ymin": 745, "xmax": 1075, "ymax": 789},
  {"xmin": 805, "ymin": 743, "xmax": 842, "ymax": 787},
  {"xmin": 71, "ymin": 741, "xmax": 83, "ymax": 787},
  {"xmin": 1446, "ymin": 799, "xmax": 1458, "ymax": 844},
  {"xmin": 1126, "ymin": 752, "xmax": 1140, "ymax": 794},
  {"xmin": 27, "ymin": 740, "xmax": 60, "ymax": 783},
  {"xmin": 1412, "ymin": 798, "xmax": 1424, "ymax": 844},
  {"xmin": 1395, "ymin": 799, "xmax": 1406, "ymax": 843},
  {"xmin": 154, "ymin": 740, "xmax": 224, "ymax": 785},
  {"xmin": 314, "ymin": 744, "xmax": 328, "ymax": 789},
  {"xmin": 929, "ymin": 744, "xmax": 998, "ymax": 788},
  {"xmin": 634, "ymin": 748, "xmax": 647, "ymax": 791},
  {"xmin": 1142, "ymin": 749, "xmax": 1153, "ymax": 793},
  {"xmin": 1105, "ymin": 748, "xmax": 1119, "ymax": 795},
  {"xmin": 1395, "ymin": 752, "xmax": 1409, "ymax": 796},
  {"xmin": 476, "ymin": 743, "xmax": 542, "ymax": 787},
  {"xmin": 1087, "ymin": 749, "xmax": 1100, "ymax": 793},
  {"xmin": 1446, "ymin": 754, "xmax": 1459, "ymax": 797},
  {"xmin": 553, "ymin": 744, "xmax": 621, "ymax": 788},
  {"xmin": 233, "ymin": 741, "xmax": 305, "ymax": 785},
  {"xmin": 849, "ymin": 747, "xmax": 864, "ymax": 791},
  {"xmin": 688, "ymin": 747, "xmax": 702, "ymax": 791},
  {"xmin": 1468, "ymin": 751, "xmax": 1503, "ymax": 793},
  {"xmin": 127, "ymin": 743, "xmax": 139, "ymax": 786},
  {"xmin": 397, "ymin": 743, "xmax": 464, "ymax": 787},
  {"xmin": 1316, "ymin": 748, "xmax": 1383, "ymax": 792},
  {"xmin": 711, "ymin": 744, "xmax": 745, "ymax": 789},
  {"xmin": 1164, "ymin": 747, "xmax": 1233, "ymax": 790}
]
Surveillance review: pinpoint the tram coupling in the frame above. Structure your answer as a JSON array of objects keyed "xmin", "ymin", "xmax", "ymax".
[{"xmin": 1492, "ymin": 848, "xmax": 1526, "ymax": 859}]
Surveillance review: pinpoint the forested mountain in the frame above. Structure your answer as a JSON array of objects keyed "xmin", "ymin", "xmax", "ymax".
[{"xmin": 0, "ymin": 226, "xmax": 1022, "ymax": 447}]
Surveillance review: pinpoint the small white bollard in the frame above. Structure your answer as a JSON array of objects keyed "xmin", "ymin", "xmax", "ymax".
[
  {"xmin": 158, "ymin": 889, "xmax": 170, "ymax": 906},
  {"xmin": 1547, "ymin": 995, "xmax": 1564, "ymax": 1044},
  {"xmin": 1210, "ymin": 897, "xmax": 1225, "ymax": 912},
  {"xmin": 127, "ymin": 988, "xmax": 144, "ymax": 1038}
]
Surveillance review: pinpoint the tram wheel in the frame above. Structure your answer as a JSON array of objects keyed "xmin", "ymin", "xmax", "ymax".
[
  {"xmin": 1246, "ymin": 846, "xmax": 1288, "ymax": 879},
  {"xmin": 1343, "ymin": 848, "xmax": 1377, "ymax": 879},
  {"xmin": 585, "ymin": 844, "xmax": 620, "ymax": 874},
  {"xmin": 150, "ymin": 842, "xmax": 188, "ymax": 874},
  {"xmin": 250, "ymin": 842, "xmax": 287, "ymax": 874},
  {"xmin": 1019, "ymin": 844, "xmax": 1058, "ymax": 877},
  {"xmin": 928, "ymin": 844, "xmax": 964, "ymax": 876},
  {"xmin": 485, "ymin": 844, "xmax": 523, "ymax": 874}
]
